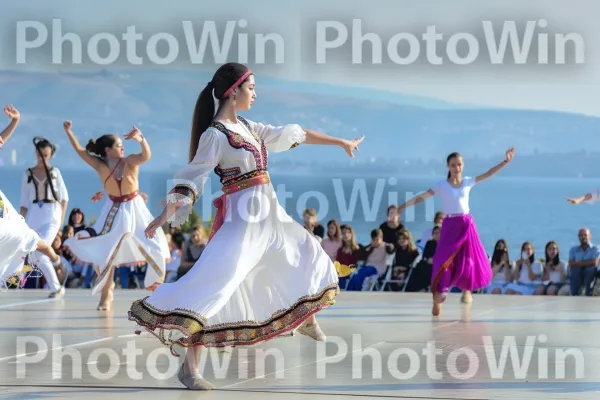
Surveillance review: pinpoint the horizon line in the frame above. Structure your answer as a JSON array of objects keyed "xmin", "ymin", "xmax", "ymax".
[{"xmin": 2, "ymin": 67, "xmax": 598, "ymax": 118}]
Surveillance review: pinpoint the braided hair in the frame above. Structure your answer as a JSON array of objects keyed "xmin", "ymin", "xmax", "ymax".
[{"xmin": 32, "ymin": 137, "xmax": 58, "ymax": 200}]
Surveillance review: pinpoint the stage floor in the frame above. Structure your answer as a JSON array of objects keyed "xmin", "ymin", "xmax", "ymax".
[{"xmin": 0, "ymin": 289, "xmax": 598, "ymax": 399}]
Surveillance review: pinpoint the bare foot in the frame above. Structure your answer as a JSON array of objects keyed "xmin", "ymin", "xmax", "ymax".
[
  {"xmin": 460, "ymin": 290, "xmax": 472, "ymax": 304},
  {"xmin": 432, "ymin": 292, "xmax": 447, "ymax": 316}
]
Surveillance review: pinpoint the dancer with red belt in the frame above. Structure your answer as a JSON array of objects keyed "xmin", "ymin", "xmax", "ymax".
[
  {"xmin": 62, "ymin": 121, "xmax": 170, "ymax": 311},
  {"xmin": 128, "ymin": 62, "xmax": 363, "ymax": 390}
]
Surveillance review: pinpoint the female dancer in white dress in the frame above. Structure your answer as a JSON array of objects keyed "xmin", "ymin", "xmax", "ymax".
[
  {"xmin": 0, "ymin": 105, "xmax": 62, "ymax": 287},
  {"xmin": 62, "ymin": 121, "xmax": 170, "ymax": 310},
  {"xmin": 19, "ymin": 137, "xmax": 68, "ymax": 297},
  {"xmin": 128, "ymin": 62, "xmax": 363, "ymax": 390}
]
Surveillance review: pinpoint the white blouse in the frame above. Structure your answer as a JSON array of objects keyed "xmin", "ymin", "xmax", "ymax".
[
  {"xmin": 515, "ymin": 260, "xmax": 543, "ymax": 284},
  {"xmin": 20, "ymin": 166, "xmax": 69, "ymax": 208},
  {"xmin": 167, "ymin": 116, "xmax": 306, "ymax": 225},
  {"xmin": 432, "ymin": 177, "xmax": 476, "ymax": 215},
  {"xmin": 546, "ymin": 260, "xmax": 567, "ymax": 283}
]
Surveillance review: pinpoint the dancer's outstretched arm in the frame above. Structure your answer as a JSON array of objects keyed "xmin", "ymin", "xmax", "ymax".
[
  {"xmin": 0, "ymin": 105, "xmax": 20, "ymax": 146},
  {"xmin": 62, "ymin": 121, "xmax": 103, "ymax": 170},
  {"xmin": 304, "ymin": 130, "xmax": 364, "ymax": 158},
  {"xmin": 475, "ymin": 148, "xmax": 515, "ymax": 184},
  {"xmin": 397, "ymin": 189, "xmax": 435, "ymax": 212},
  {"xmin": 566, "ymin": 189, "xmax": 600, "ymax": 205},
  {"xmin": 124, "ymin": 126, "xmax": 151, "ymax": 165}
]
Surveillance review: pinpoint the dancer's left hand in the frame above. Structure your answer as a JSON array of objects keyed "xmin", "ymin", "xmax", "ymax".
[
  {"xmin": 565, "ymin": 196, "xmax": 583, "ymax": 205},
  {"xmin": 4, "ymin": 104, "xmax": 19, "ymax": 120},
  {"xmin": 124, "ymin": 126, "xmax": 144, "ymax": 143},
  {"xmin": 342, "ymin": 136, "xmax": 364, "ymax": 158},
  {"xmin": 145, "ymin": 213, "xmax": 167, "ymax": 239}
]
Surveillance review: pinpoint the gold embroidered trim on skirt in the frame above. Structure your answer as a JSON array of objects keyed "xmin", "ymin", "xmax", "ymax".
[{"xmin": 128, "ymin": 283, "xmax": 339, "ymax": 355}]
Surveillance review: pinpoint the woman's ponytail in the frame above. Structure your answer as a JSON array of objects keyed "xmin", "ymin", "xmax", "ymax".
[
  {"xmin": 86, "ymin": 139, "xmax": 97, "ymax": 155},
  {"xmin": 188, "ymin": 62, "xmax": 251, "ymax": 162},
  {"xmin": 189, "ymin": 83, "xmax": 216, "ymax": 162},
  {"xmin": 32, "ymin": 137, "xmax": 58, "ymax": 200}
]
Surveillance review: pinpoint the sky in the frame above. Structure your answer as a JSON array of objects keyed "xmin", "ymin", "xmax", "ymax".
[{"xmin": 1, "ymin": 0, "xmax": 598, "ymax": 116}]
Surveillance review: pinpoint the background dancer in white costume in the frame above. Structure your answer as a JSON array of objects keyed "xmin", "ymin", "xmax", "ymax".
[
  {"xmin": 62, "ymin": 121, "xmax": 170, "ymax": 311},
  {"xmin": 128, "ymin": 62, "xmax": 364, "ymax": 390},
  {"xmin": 0, "ymin": 105, "xmax": 62, "ymax": 287},
  {"xmin": 20, "ymin": 137, "xmax": 68, "ymax": 297}
]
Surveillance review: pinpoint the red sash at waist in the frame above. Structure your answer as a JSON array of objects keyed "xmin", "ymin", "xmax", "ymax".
[
  {"xmin": 109, "ymin": 191, "xmax": 138, "ymax": 203},
  {"xmin": 208, "ymin": 172, "xmax": 271, "ymax": 242}
]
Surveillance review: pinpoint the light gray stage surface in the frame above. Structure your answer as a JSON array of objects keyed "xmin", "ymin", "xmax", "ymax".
[{"xmin": 0, "ymin": 289, "xmax": 598, "ymax": 399}]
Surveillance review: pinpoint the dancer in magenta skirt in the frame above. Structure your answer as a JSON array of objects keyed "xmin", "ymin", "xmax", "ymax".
[{"xmin": 397, "ymin": 148, "xmax": 515, "ymax": 315}]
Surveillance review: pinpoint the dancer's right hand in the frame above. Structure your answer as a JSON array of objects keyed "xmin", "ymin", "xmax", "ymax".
[{"xmin": 63, "ymin": 120, "xmax": 72, "ymax": 133}]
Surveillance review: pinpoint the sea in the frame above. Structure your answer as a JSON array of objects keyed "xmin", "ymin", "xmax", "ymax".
[{"xmin": 3, "ymin": 165, "xmax": 600, "ymax": 261}]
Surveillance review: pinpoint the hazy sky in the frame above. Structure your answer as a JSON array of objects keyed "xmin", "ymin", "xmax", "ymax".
[{"xmin": 1, "ymin": 0, "xmax": 598, "ymax": 115}]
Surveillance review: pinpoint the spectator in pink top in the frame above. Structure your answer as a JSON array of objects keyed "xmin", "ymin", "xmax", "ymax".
[{"xmin": 321, "ymin": 219, "xmax": 342, "ymax": 261}]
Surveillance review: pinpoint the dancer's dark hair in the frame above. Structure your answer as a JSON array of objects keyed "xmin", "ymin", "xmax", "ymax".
[
  {"xmin": 189, "ymin": 62, "xmax": 252, "ymax": 162},
  {"xmin": 446, "ymin": 152, "xmax": 462, "ymax": 179},
  {"xmin": 85, "ymin": 134, "xmax": 118, "ymax": 159},
  {"xmin": 32, "ymin": 137, "xmax": 58, "ymax": 200}
]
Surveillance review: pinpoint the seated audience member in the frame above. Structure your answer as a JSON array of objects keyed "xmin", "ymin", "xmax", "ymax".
[
  {"xmin": 568, "ymin": 228, "xmax": 600, "ymax": 296},
  {"xmin": 421, "ymin": 211, "xmax": 445, "ymax": 244},
  {"xmin": 421, "ymin": 226, "xmax": 439, "ymax": 261},
  {"xmin": 177, "ymin": 226, "xmax": 207, "ymax": 279},
  {"xmin": 379, "ymin": 205, "xmax": 405, "ymax": 244},
  {"xmin": 536, "ymin": 241, "xmax": 567, "ymax": 295},
  {"xmin": 321, "ymin": 219, "xmax": 342, "ymax": 261},
  {"xmin": 388, "ymin": 229, "xmax": 420, "ymax": 291},
  {"xmin": 505, "ymin": 241, "xmax": 543, "ymax": 295},
  {"xmin": 336, "ymin": 225, "xmax": 366, "ymax": 290},
  {"xmin": 165, "ymin": 231, "xmax": 184, "ymax": 283},
  {"xmin": 405, "ymin": 226, "xmax": 439, "ymax": 292},
  {"xmin": 485, "ymin": 239, "xmax": 513, "ymax": 294},
  {"xmin": 303, "ymin": 208, "xmax": 324, "ymax": 239},
  {"xmin": 360, "ymin": 229, "xmax": 396, "ymax": 276},
  {"xmin": 68, "ymin": 208, "xmax": 87, "ymax": 234}
]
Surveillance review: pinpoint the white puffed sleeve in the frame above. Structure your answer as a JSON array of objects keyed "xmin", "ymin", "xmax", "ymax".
[
  {"xmin": 584, "ymin": 188, "xmax": 600, "ymax": 204},
  {"xmin": 245, "ymin": 119, "xmax": 306, "ymax": 152},
  {"xmin": 166, "ymin": 128, "xmax": 223, "ymax": 226},
  {"xmin": 20, "ymin": 171, "xmax": 31, "ymax": 209},
  {"xmin": 54, "ymin": 168, "xmax": 69, "ymax": 202}
]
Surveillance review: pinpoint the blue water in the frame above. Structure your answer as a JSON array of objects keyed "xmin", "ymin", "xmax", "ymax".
[{"xmin": 3, "ymin": 165, "xmax": 600, "ymax": 260}]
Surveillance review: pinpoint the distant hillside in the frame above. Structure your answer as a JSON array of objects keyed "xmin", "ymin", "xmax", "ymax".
[{"xmin": 0, "ymin": 69, "xmax": 599, "ymax": 171}]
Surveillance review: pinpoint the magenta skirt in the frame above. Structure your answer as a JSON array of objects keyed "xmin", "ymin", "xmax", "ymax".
[{"xmin": 431, "ymin": 214, "xmax": 492, "ymax": 294}]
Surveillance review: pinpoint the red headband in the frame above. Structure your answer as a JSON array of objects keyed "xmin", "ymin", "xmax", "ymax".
[{"xmin": 223, "ymin": 70, "xmax": 252, "ymax": 98}]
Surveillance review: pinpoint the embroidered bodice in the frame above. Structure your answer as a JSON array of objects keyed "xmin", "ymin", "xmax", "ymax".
[
  {"xmin": 167, "ymin": 116, "xmax": 306, "ymax": 225},
  {"xmin": 209, "ymin": 116, "xmax": 270, "ymax": 185}
]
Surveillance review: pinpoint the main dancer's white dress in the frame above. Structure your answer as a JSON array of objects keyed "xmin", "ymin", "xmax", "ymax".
[
  {"xmin": 0, "ymin": 190, "xmax": 40, "ymax": 284},
  {"xmin": 63, "ymin": 160, "xmax": 170, "ymax": 295},
  {"xmin": 128, "ymin": 116, "xmax": 340, "ymax": 351},
  {"xmin": 20, "ymin": 166, "xmax": 68, "ymax": 291}
]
